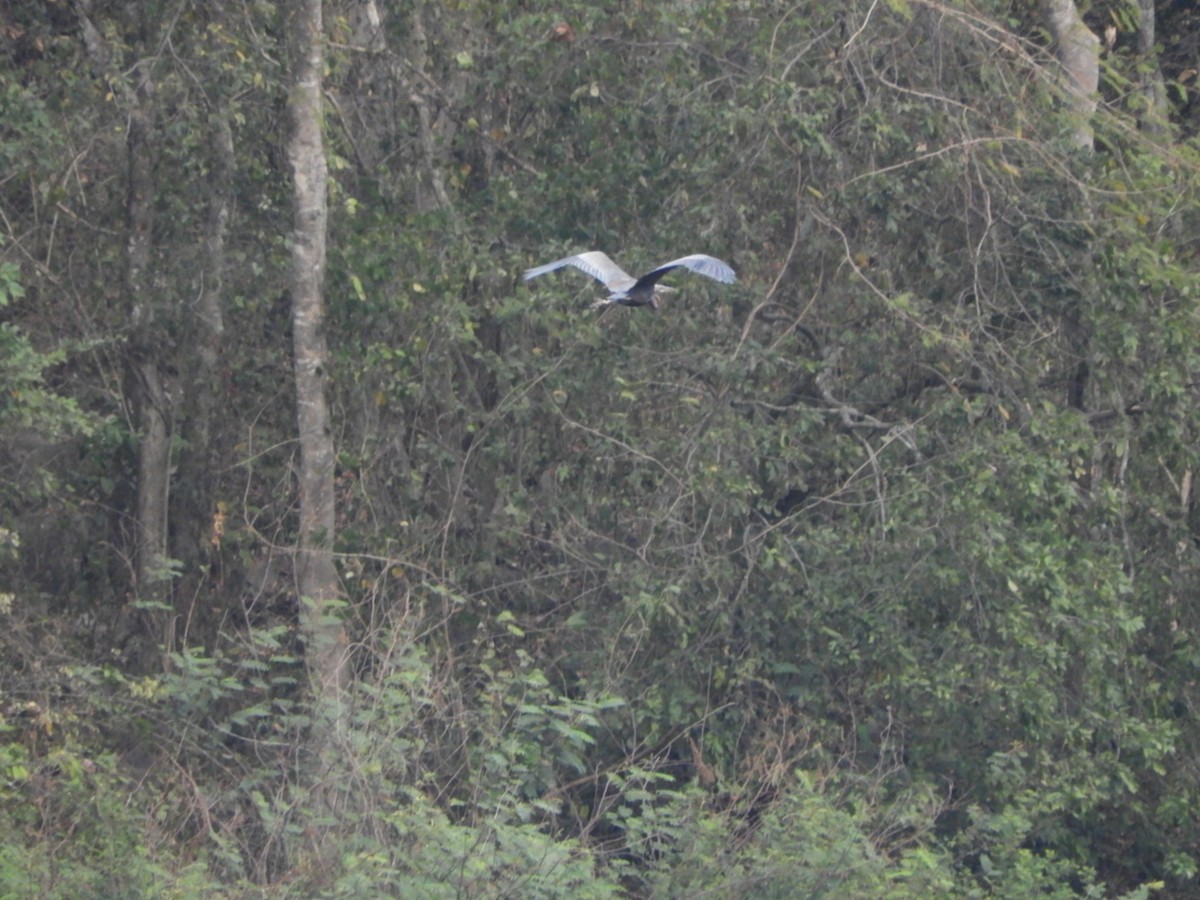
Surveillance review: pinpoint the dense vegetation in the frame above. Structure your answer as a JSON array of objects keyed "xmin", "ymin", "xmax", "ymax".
[{"xmin": 3, "ymin": 0, "xmax": 1200, "ymax": 895}]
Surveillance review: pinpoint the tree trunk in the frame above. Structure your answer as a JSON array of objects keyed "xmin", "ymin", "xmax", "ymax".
[
  {"xmin": 72, "ymin": 0, "xmax": 175, "ymax": 665},
  {"xmin": 124, "ymin": 54, "xmax": 174, "ymax": 657},
  {"xmin": 1040, "ymin": 0, "xmax": 1100, "ymax": 150},
  {"xmin": 1136, "ymin": 0, "xmax": 1169, "ymax": 135},
  {"xmin": 1040, "ymin": 0, "xmax": 1098, "ymax": 417},
  {"xmin": 171, "ymin": 108, "xmax": 233, "ymax": 650},
  {"xmin": 408, "ymin": 4, "xmax": 459, "ymax": 216},
  {"xmin": 287, "ymin": 0, "xmax": 350, "ymax": 856}
]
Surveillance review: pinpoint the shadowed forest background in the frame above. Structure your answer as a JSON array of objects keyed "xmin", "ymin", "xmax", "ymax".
[{"xmin": 4, "ymin": 0, "xmax": 1200, "ymax": 895}]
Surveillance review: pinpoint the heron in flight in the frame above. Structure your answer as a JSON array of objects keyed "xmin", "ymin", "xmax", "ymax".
[{"xmin": 523, "ymin": 250, "xmax": 736, "ymax": 309}]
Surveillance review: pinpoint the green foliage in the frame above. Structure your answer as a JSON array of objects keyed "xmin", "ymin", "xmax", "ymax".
[
  {"xmin": 0, "ymin": 743, "xmax": 222, "ymax": 898},
  {"xmin": 647, "ymin": 774, "xmax": 951, "ymax": 898},
  {"xmin": 0, "ymin": 262, "xmax": 93, "ymax": 447},
  {"xmin": 5, "ymin": 0, "xmax": 1200, "ymax": 894},
  {"xmin": 337, "ymin": 798, "xmax": 622, "ymax": 899}
]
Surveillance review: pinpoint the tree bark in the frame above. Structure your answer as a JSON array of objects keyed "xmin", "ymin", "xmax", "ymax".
[
  {"xmin": 1136, "ymin": 0, "xmax": 1169, "ymax": 135},
  {"xmin": 126, "ymin": 62, "xmax": 176, "ymax": 665},
  {"xmin": 287, "ymin": 0, "xmax": 349, "ymax": 842},
  {"xmin": 408, "ymin": 4, "xmax": 459, "ymax": 216},
  {"xmin": 73, "ymin": 0, "xmax": 176, "ymax": 659},
  {"xmin": 1038, "ymin": 1, "xmax": 1099, "ymax": 419},
  {"xmin": 171, "ymin": 108, "xmax": 234, "ymax": 650},
  {"xmin": 1040, "ymin": 0, "xmax": 1100, "ymax": 150}
]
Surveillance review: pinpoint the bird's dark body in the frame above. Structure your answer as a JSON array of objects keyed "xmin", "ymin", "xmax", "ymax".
[{"xmin": 612, "ymin": 287, "xmax": 659, "ymax": 308}]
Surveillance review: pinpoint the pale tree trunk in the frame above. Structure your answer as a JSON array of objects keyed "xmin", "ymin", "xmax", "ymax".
[
  {"xmin": 1136, "ymin": 0, "xmax": 1169, "ymax": 135},
  {"xmin": 1040, "ymin": 0, "xmax": 1099, "ymax": 418},
  {"xmin": 1040, "ymin": 0, "xmax": 1100, "ymax": 150},
  {"xmin": 287, "ymin": 0, "xmax": 350, "ymax": 857}
]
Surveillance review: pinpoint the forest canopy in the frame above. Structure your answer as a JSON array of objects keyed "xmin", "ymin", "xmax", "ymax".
[{"xmin": 2, "ymin": 0, "xmax": 1200, "ymax": 895}]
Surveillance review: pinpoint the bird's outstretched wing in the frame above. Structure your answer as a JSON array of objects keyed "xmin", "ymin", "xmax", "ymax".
[
  {"xmin": 523, "ymin": 251, "xmax": 636, "ymax": 291},
  {"xmin": 632, "ymin": 254, "xmax": 737, "ymax": 291}
]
